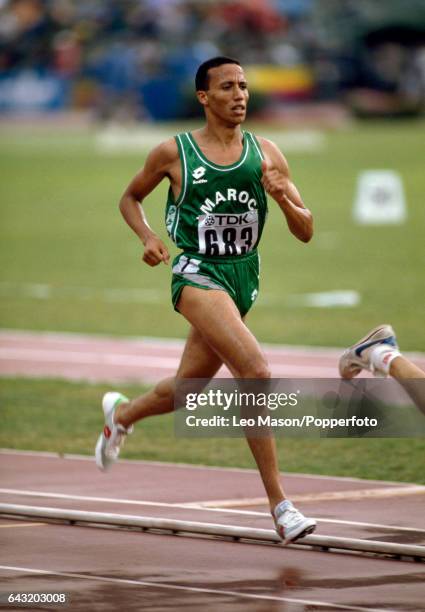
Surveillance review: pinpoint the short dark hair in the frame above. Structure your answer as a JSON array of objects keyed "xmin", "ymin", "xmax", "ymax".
[{"xmin": 195, "ymin": 56, "xmax": 241, "ymax": 91}]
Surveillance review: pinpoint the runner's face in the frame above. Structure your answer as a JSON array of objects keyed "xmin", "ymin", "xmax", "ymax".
[{"xmin": 200, "ymin": 64, "xmax": 249, "ymax": 124}]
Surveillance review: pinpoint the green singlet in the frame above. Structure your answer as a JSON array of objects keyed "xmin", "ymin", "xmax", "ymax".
[{"xmin": 166, "ymin": 131, "xmax": 268, "ymax": 316}]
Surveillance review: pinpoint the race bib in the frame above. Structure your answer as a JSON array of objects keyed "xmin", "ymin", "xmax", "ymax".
[{"xmin": 198, "ymin": 211, "xmax": 258, "ymax": 256}]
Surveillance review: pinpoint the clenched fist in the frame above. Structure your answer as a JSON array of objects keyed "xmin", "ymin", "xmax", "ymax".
[
  {"xmin": 261, "ymin": 159, "xmax": 289, "ymax": 202},
  {"xmin": 142, "ymin": 235, "xmax": 170, "ymax": 267}
]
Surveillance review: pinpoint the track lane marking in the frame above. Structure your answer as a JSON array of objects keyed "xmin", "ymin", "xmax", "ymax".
[
  {"xmin": 0, "ymin": 346, "xmax": 336, "ymax": 376},
  {"xmin": 0, "ymin": 565, "xmax": 390, "ymax": 611},
  {"xmin": 0, "ymin": 522, "xmax": 46, "ymax": 529},
  {"xmin": 3, "ymin": 328, "xmax": 423, "ymax": 359},
  {"xmin": 186, "ymin": 485, "xmax": 425, "ymax": 507},
  {"xmin": 0, "ymin": 347, "xmax": 179, "ymax": 369},
  {"xmin": 0, "ymin": 489, "xmax": 424, "ymax": 534}
]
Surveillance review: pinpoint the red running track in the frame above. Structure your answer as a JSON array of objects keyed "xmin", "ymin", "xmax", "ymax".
[
  {"xmin": 1, "ymin": 329, "xmax": 425, "ymax": 383},
  {"xmin": 0, "ymin": 451, "xmax": 425, "ymax": 611},
  {"xmin": 1, "ymin": 331, "xmax": 425, "ymax": 610}
]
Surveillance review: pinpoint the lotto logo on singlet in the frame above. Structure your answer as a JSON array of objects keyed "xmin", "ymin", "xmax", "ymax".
[
  {"xmin": 192, "ymin": 166, "xmax": 208, "ymax": 184},
  {"xmin": 198, "ymin": 211, "xmax": 258, "ymax": 257}
]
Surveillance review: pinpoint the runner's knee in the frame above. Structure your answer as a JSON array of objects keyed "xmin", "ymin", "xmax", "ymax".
[{"xmin": 240, "ymin": 359, "xmax": 271, "ymax": 379}]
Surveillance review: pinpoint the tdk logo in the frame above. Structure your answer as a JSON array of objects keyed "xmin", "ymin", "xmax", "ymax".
[
  {"xmin": 193, "ymin": 166, "xmax": 208, "ymax": 184},
  {"xmin": 203, "ymin": 212, "xmax": 257, "ymax": 227}
]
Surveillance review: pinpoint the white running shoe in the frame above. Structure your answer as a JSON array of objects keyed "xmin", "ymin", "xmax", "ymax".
[
  {"xmin": 274, "ymin": 500, "xmax": 317, "ymax": 544},
  {"xmin": 339, "ymin": 324, "xmax": 399, "ymax": 379},
  {"xmin": 95, "ymin": 392, "xmax": 133, "ymax": 471}
]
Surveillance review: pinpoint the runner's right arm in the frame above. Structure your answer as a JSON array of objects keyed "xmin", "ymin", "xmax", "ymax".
[{"xmin": 119, "ymin": 139, "xmax": 179, "ymax": 266}]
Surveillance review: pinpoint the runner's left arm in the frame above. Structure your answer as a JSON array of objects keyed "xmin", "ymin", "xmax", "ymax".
[{"xmin": 259, "ymin": 138, "xmax": 313, "ymax": 243}]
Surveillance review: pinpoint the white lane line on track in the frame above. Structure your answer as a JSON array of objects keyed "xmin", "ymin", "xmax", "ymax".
[
  {"xmin": 0, "ymin": 488, "xmax": 197, "ymax": 510},
  {"xmin": 0, "ymin": 522, "xmax": 46, "ymax": 529},
  {"xmin": 184, "ymin": 486, "xmax": 425, "ymax": 507},
  {"xmin": 0, "ymin": 565, "xmax": 388, "ymax": 611},
  {"xmin": 1, "ymin": 489, "xmax": 424, "ymax": 534},
  {"xmin": 0, "ymin": 329, "xmax": 186, "ymax": 348},
  {"xmin": 2, "ymin": 328, "xmax": 424, "ymax": 360},
  {"xmin": 0, "ymin": 347, "xmax": 336, "ymax": 376},
  {"xmin": 0, "ymin": 347, "xmax": 179, "ymax": 369}
]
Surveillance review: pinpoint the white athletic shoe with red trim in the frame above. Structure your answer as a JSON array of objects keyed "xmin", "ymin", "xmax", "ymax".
[
  {"xmin": 95, "ymin": 392, "xmax": 133, "ymax": 471},
  {"xmin": 274, "ymin": 500, "xmax": 316, "ymax": 544}
]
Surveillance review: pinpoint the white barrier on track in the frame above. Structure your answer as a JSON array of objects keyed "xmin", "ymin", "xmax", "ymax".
[{"xmin": 1, "ymin": 503, "xmax": 424, "ymax": 561}]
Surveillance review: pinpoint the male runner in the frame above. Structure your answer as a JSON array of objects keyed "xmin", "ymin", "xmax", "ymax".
[{"xmin": 95, "ymin": 56, "xmax": 316, "ymax": 544}]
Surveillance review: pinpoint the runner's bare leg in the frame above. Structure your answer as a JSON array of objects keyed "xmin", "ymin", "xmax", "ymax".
[
  {"xmin": 389, "ymin": 356, "xmax": 425, "ymax": 414},
  {"xmin": 177, "ymin": 287, "xmax": 285, "ymax": 510},
  {"xmin": 116, "ymin": 286, "xmax": 286, "ymax": 510},
  {"xmin": 115, "ymin": 325, "xmax": 223, "ymax": 424},
  {"xmin": 390, "ymin": 356, "xmax": 425, "ymax": 379},
  {"xmin": 178, "ymin": 288, "xmax": 270, "ymax": 378}
]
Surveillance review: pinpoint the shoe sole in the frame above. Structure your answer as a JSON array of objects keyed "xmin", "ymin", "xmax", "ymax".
[
  {"xmin": 339, "ymin": 324, "xmax": 395, "ymax": 378},
  {"xmin": 95, "ymin": 432, "xmax": 109, "ymax": 471},
  {"xmin": 283, "ymin": 522, "xmax": 317, "ymax": 545}
]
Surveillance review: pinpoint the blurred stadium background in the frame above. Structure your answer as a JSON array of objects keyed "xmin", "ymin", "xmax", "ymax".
[
  {"xmin": 0, "ymin": 0, "xmax": 424, "ymax": 475},
  {"xmin": 1, "ymin": 0, "xmax": 425, "ymax": 119},
  {"xmin": 1, "ymin": 0, "xmax": 425, "ymax": 347}
]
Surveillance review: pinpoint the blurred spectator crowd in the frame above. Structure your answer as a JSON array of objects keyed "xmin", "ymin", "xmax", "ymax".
[{"xmin": 0, "ymin": 0, "xmax": 424, "ymax": 119}]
